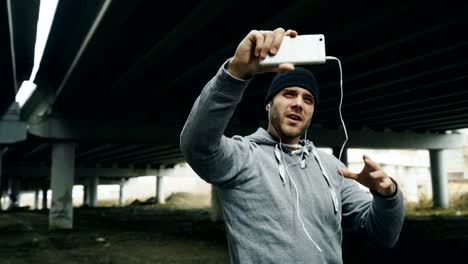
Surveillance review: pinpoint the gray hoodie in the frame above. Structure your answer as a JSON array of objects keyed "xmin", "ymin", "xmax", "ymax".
[{"xmin": 180, "ymin": 62, "xmax": 405, "ymax": 264}]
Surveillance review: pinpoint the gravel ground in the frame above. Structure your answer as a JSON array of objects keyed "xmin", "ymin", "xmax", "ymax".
[{"xmin": 1, "ymin": 194, "xmax": 467, "ymax": 264}]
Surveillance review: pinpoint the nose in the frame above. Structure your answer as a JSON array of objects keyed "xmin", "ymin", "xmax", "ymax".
[{"xmin": 291, "ymin": 97, "xmax": 304, "ymax": 111}]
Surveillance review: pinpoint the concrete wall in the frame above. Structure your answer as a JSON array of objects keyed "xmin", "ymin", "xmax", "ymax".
[
  {"xmin": 14, "ymin": 137, "xmax": 468, "ymax": 208},
  {"xmin": 17, "ymin": 162, "xmax": 212, "ymax": 208},
  {"xmin": 347, "ymin": 148, "xmax": 467, "ymax": 203}
]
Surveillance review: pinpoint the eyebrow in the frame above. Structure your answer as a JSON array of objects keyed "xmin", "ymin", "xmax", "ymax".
[
  {"xmin": 282, "ymin": 88, "xmax": 295, "ymax": 93},
  {"xmin": 282, "ymin": 88, "xmax": 314, "ymax": 99}
]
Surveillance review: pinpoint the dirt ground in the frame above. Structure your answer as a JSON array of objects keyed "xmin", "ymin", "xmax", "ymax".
[{"xmin": 1, "ymin": 193, "xmax": 468, "ymax": 264}]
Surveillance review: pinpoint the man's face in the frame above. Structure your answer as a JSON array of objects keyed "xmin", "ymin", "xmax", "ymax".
[{"xmin": 267, "ymin": 87, "xmax": 315, "ymax": 144}]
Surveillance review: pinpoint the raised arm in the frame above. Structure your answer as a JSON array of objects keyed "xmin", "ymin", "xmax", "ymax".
[{"xmin": 180, "ymin": 28, "xmax": 296, "ymax": 186}]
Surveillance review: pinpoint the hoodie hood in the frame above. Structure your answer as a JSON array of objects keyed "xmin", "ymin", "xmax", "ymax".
[
  {"xmin": 245, "ymin": 127, "xmax": 314, "ymax": 154},
  {"xmin": 245, "ymin": 128, "xmax": 314, "ymax": 179}
]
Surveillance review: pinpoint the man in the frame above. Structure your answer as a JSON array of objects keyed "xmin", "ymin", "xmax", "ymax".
[{"xmin": 180, "ymin": 28, "xmax": 404, "ymax": 264}]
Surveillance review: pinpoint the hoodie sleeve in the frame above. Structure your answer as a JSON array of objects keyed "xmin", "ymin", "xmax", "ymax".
[
  {"xmin": 180, "ymin": 61, "xmax": 254, "ymax": 187},
  {"xmin": 340, "ymin": 172, "xmax": 405, "ymax": 248}
]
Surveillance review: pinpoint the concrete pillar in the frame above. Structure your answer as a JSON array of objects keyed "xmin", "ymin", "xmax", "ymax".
[
  {"xmin": 42, "ymin": 184, "xmax": 48, "ymax": 210},
  {"xmin": 333, "ymin": 146, "xmax": 348, "ymax": 166},
  {"xmin": 210, "ymin": 186, "xmax": 223, "ymax": 221},
  {"xmin": 0, "ymin": 151, "xmax": 2, "ymax": 209},
  {"xmin": 88, "ymin": 176, "xmax": 99, "ymax": 207},
  {"xmin": 34, "ymin": 188, "xmax": 40, "ymax": 210},
  {"xmin": 82, "ymin": 184, "xmax": 88, "ymax": 206},
  {"xmin": 119, "ymin": 179, "xmax": 125, "ymax": 206},
  {"xmin": 156, "ymin": 176, "xmax": 165, "ymax": 204},
  {"xmin": 49, "ymin": 143, "xmax": 75, "ymax": 230},
  {"xmin": 8, "ymin": 177, "xmax": 20, "ymax": 209},
  {"xmin": 429, "ymin": 149, "xmax": 449, "ymax": 208},
  {"xmin": 154, "ymin": 175, "xmax": 158, "ymax": 203},
  {"xmin": 0, "ymin": 151, "xmax": 3, "ymax": 210}
]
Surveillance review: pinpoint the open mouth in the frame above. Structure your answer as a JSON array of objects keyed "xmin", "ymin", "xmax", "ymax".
[{"xmin": 286, "ymin": 114, "xmax": 302, "ymax": 122}]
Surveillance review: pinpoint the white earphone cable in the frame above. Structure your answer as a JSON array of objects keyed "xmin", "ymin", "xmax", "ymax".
[
  {"xmin": 265, "ymin": 56, "xmax": 346, "ymax": 253},
  {"xmin": 268, "ymin": 107, "xmax": 323, "ymax": 252},
  {"xmin": 325, "ymin": 56, "xmax": 348, "ymax": 162}
]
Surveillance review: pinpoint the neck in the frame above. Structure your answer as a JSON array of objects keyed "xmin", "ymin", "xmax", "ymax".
[{"xmin": 267, "ymin": 125, "xmax": 300, "ymax": 145}]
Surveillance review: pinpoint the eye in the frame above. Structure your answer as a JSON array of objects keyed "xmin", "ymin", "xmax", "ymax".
[{"xmin": 304, "ymin": 97, "xmax": 314, "ymax": 104}]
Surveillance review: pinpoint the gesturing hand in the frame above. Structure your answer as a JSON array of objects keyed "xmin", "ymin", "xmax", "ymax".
[
  {"xmin": 227, "ymin": 28, "xmax": 298, "ymax": 79},
  {"xmin": 338, "ymin": 155, "xmax": 396, "ymax": 197}
]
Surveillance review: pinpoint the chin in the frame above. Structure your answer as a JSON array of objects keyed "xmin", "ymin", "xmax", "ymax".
[{"xmin": 281, "ymin": 127, "xmax": 304, "ymax": 139}]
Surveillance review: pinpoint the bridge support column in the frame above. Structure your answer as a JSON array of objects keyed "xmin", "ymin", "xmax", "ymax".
[
  {"xmin": 42, "ymin": 184, "xmax": 48, "ymax": 210},
  {"xmin": 34, "ymin": 188, "xmax": 40, "ymax": 209},
  {"xmin": 429, "ymin": 149, "xmax": 449, "ymax": 208},
  {"xmin": 0, "ymin": 151, "xmax": 2, "ymax": 209},
  {"xmin": 119, "ymin": 179, "xmax": 125, "ymax": 206},
  {"xmin": 8, "ymin": 177, "xmax": 20, "ymax": 209},
  {"xmin": 88, "ymin": 176, "xmax": 99, "ymax": 207},
  {"xmin": 156, "ymin": 176, "xmax": 165, "ymax": 204},
  {"xmin": 49, "ymin": 143, "xmax": 75, "ymax": 230}
]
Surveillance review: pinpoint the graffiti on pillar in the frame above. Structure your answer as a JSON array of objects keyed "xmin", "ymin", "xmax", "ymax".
[
  {"xmin": 50, "ymin": 208, "xmax": 71, "ymax": 221},
  {"xmin": 51, "ymin": 185, "xmax": 73, "ymax": 221}
]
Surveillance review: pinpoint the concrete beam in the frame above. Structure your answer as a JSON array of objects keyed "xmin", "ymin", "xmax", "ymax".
[
  {"xmin": 1, "ymin": 0, "xmax": 18, "ymax": 116},
  {"xmin": 21, "ymin": 115, "xmax": 464, "ymax": 149},
  {"xmin": 309, "ymin": 128, "xmax": 463, "ymax": 149},
  {"xmin": 0, "ymin": 112, "xmax": 27, "ymax": 144},
  {"xmin": 18, "ymin": 82, "xmax": 55, "ymax": 124},
  {"xmin": 27, "ymin": 116, "xmax": 180, "ymax": 145},
  {"xmin": 231, "ymin": 125, "xmax": 463, "ymax": 150},
  {"xmin": 4, "ymin": 166, "xmax": 160, "ymax": 179}
]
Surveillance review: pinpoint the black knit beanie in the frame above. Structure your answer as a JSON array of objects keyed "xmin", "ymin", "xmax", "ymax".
[{"xmin": 264, "ymin": 67, "xmax": 319, "ymax": 106}]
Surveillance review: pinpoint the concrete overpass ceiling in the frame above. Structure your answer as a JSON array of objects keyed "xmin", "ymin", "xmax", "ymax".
[
  {"xmin": 41, "ymin": 0, "xmax": 467, "ymax": 131},
  {"xmin": 2, "ymin": 138, "xmax": 182, "ymax": 169},
  {"xmin": 0, "ymin": 0, "xmax": 39, "ymax": 115},
  {"xmin": 1, "ymin": 0, "xmax": 467, "ymax": 170}
]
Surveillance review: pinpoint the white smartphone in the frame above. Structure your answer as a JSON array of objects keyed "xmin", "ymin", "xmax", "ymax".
[{"xmin": 259, "ymin": 34, "xmax": 326, "ymax": 66}]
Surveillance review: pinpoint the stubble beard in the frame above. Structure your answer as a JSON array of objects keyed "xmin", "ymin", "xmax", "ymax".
[{"xmin": 269, "ymin": 111, "xmax": 310, "ymax": 143}]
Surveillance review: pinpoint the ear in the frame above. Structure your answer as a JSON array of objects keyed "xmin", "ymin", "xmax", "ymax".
[{"xmin": 265, "ymin": 104, "xmax": 271, "ymax": 111}]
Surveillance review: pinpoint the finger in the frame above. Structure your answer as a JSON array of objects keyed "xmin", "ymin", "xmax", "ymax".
[
  {"xmin": 261, "ymin": 31, "xmax": 275, "ymax": 58},
  {"xmin": 369, "ymin": 170, "xmax": 386, "ymax": 180},
  {"xmin": 270, "ymin": 27, "xmax": 285, "ymax": 55},
  {"xmin": 363, "ymin": 155, "xmax": 381, "ymax": 170},
  {"xmin": 248, "ymin": 30, "xmax": 264, "ymax": 57},
  {"xmin": 338, "ymin": 168, "xmax": 359, "ymax": 180},
  {"xmin": 379, "ymin": 177, "xmax": 396, "ymax": 191},
  {"xmin": 285, "ymin": 29, "xmax": 298, "ymax": 37}
]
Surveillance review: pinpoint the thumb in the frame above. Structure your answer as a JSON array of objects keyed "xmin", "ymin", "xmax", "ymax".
[
  {"xmin": 338, "ymin": 168, "xmax": 358, "ymax": 180},
  {"xmin": 363, "ymin": 155, "xmax": 380, "ymax": 170},
  {"xmin": 258, "ymin": 63, "xmax": 295, "ymax": 74},
  {"xmin": 276, "ymin": 63, "xmax": 295, "ymax": 72}
]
